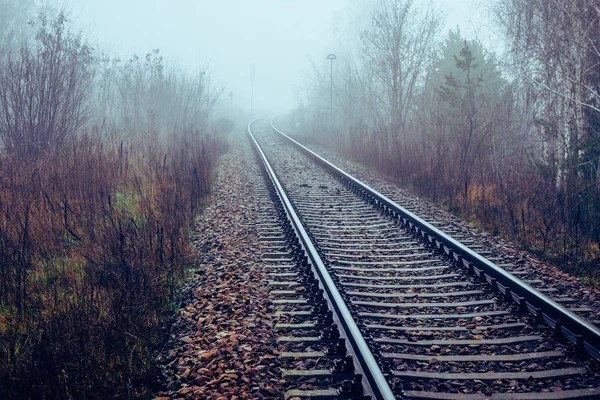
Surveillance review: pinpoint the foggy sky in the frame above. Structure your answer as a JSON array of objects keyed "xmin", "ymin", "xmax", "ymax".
[{"xmin": 67, "ymin": 0, "xmax": 490, "ymax": 115}]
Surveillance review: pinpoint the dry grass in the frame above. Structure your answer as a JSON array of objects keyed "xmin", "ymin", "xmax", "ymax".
[{"xmin": 0, "ymin": 131, "xmax": 226, "ymax": 398}]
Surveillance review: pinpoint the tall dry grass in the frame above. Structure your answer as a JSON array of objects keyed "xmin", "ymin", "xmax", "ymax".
[{"xmin": 0, "ymin": 130, "xmax": 227, "ymax": 398}]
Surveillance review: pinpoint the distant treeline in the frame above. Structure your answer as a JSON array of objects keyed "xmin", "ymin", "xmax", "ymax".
[
  {"xmin": 290, "ymin": 0, "xmax": 600, "ymax": 283},
  {"xmin": 0, "ymin": 2, "xmax": 228, "ymax": 398}
]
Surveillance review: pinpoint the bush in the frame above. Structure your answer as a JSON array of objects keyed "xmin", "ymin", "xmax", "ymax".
[
  {"xmin": 0, "ymin": 10, "xmax": 227, "ymax": 399},
  {"xmin": 0, "ymin": 132, "xmax": 224, "ymax": 398},
  {"xmin": 0, "ymin": 12, "xmax": 94, "ymax": 159}
]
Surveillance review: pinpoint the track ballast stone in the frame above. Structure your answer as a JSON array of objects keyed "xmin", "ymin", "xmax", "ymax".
[{"xmin": 156, "ymin": 130, "xmax": 283, "ymax": 399}]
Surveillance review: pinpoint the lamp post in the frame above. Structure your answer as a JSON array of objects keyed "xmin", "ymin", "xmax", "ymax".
[{"xmin": 327, "ymin": 53, "xmax": 336, "ymax": 127}]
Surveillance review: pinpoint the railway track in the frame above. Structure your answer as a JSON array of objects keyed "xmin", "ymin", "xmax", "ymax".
[{"xmin": 248, "ymin": 117, "xmax": 600, "ymax": 399}]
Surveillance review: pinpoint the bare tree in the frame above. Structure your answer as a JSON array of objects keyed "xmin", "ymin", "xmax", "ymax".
[
  {"xmin": 494, "ymin": 0, "xmax": 600, "ymax": 251},
  {"xmin": 0, "ymin": 12, "xmax": 94, "ymax": 159},
  {"xmin": 360, "ymin": 0, "xmax": 442, "ymax": 148},
  {"xmin": 93, "ymin": 50, "xmax": 222, "ymax": 142}
]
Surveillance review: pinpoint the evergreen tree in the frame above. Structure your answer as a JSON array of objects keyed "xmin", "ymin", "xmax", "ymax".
[{"xmin": 420, "ymin": 29, "xmax": 511, "ymax": 208}]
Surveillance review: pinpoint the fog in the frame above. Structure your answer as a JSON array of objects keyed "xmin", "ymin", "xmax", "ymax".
[{"xmin": 68, "ymin": 0, "xmax": 490, "ymax": 115}]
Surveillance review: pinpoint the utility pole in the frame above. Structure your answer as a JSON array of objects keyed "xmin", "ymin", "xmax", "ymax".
[
  {"xmin": 229, "ymin": 91, "xmax": 234, "ymax": 117},
  {"xmin": 327, "ymin": 54, "xmax": 336, "ymax": 127},
  {"xmin": 250, "ymin": 64, "xmax": 256, "ymax": 116}
]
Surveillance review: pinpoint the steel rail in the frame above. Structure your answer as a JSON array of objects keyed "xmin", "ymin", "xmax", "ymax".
[
  {"xmin": 270, "ymin": 116, "xmax": 600, "ymax": 361},
  {"xmin": 247, "ymin": 118, "xmax": 396, "ymax": 400}
]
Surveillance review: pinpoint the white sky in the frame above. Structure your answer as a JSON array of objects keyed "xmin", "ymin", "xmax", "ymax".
[{"xmin": 65, "ymin": 0, "xmax": 492, "ymax": 114}]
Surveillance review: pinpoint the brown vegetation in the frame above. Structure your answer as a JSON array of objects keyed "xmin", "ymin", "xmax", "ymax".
[
  {"xmin": 0, "ymin": 134, "xmax": 223, "ymax": 398},
  {"xmin": 0, "ymin": 9, "xmax": 227, "ymax": 399}
]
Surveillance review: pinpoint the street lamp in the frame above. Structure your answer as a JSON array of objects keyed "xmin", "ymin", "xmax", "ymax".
[{"xmin": 327, "ymin": 53, "xmax": 336, "ymax": 126}]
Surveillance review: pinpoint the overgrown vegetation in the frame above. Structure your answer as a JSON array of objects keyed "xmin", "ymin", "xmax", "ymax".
[
  {"xmin": 0, "ymin": 5, "xmax": 226, "ymax": 398},
  {"xmin": 290, "ymin": 0, "xmax": 600, "ymax": 282}
]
